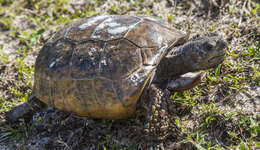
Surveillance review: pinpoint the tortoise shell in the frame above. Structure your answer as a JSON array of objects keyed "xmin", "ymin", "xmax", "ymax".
[{"xmin": 33, "ymin": 15, "xmax": 187, "ymax": 119}]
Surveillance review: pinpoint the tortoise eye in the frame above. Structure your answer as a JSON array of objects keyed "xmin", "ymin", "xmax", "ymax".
[
  {"xmin": 203, "ymin": 42, "xmax": 214, "ymax": 51},
  {"xmin": 207, "ymin": 44, "xmax": 213, "ymax": 50}
]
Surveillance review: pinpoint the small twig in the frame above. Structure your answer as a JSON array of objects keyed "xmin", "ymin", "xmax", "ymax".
[
  {"xmin": 186, "ymin": 18, "xmax": 192, "ymax": 34},
  {"xmin": 207, "ymin": 1, "xmax": 213, "ymax": 19},
  {"xmin": 239, "ymin": 126, "xmax": 247, "ymax": 142},
  {"xmin": 66, "ymin": 127, "xmax": 83, "ymax": 144},
  {"xmin": 57, "ymin": 135, "xmax": 72, "ymax": 150},
  {"xmin": 215, "ymin": 86, "xmax": 240, "ymax": 106},
  {"xmin": 199, "ymin": 21, "xmax": 208, "ymax": 36},
  {"xmin": 239, "ymin": 0, "xmax": 248, "ymax": 26},
  {"xmin": 191, "ymin": 0, "xmax": 199, "ymax": 10},
  {"xmin": 187, "ymin": 0, "xmax": 194, "ymax": 18},
  {"xmin": 220, "ymin": 0, "xmax": 225, "ymax": 8},
  {"xmin": 213, "ymin": 127, "xmax": 223, "ymax": 147},
  {"xmin": 247, "ymin": 0, "xmax": 253, "ymax": 14},
  {"xmin": 172, "ymin": 0, "xmax": 177, "ymax": 13},
  {"xmin": 0, "ymin": 132, "xmax": 12, "ymax": 143},
  {"xmin": 212, "ymin": 0, "xmax": 220, "ymax": 8}
]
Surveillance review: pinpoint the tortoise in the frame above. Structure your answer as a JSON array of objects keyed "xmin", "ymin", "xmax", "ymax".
[{"xmin": 6, "ymin": 15, "xmax": 226, "ymax": 137}]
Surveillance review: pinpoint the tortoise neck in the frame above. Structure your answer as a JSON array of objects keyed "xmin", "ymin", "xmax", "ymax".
[{"xmin": 153, "ymin": 47, "xmax": 193, "ymax": 84}]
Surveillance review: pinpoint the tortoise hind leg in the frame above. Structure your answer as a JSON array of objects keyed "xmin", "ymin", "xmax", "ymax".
[
  {"xmin": 5, "ymin": 95, "xmax": 47, "ymax": 123},
  {"xmin": 143, "ymin": 84, "xmax": 170, "ymax": 140}
]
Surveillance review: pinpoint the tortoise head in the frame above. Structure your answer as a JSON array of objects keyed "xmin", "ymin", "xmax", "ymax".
[
  {"xmin": 154, "ymin": 34, "xmax": 226, "ymax": 85},
  {"xmin": 180, "ymin": 34, "xmax": 226, "ymax": 71}
]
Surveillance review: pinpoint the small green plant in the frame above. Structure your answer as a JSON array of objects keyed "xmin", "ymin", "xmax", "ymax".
[
  {"xmin": 167, "ymin": 15, "xmax": 175, "ymax": 24},
  {"xmin": 0, "ymin": 17, "xmax": 12, "ymax": 30},
  {"xmin": 111, "ymin": 4, "xmax": 118, "ymax": 13},
  {"xmin": 0, "ymin": 53, "xmax": 9, "ymax": 64},
  {"xmin": 251, "ymin": 3, "xmax": 259, "ymax": 15},
  {"xmin": 207, "ymin": 64, "xmax": 222, "ymax": 82},
  {"xmin": 0, "ymin": 125, "xmax": 26, "ymax": 142},
  {"xmin": 171, "ymin": 90, "xmax": 199, "ymax": 107}
]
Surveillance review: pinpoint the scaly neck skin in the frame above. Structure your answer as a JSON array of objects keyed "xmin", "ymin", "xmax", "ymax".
[{"xmin": 153, "ymin": 46, "xmax": 194, "ymax": 85}]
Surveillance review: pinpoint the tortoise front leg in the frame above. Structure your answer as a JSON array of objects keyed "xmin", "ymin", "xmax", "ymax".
[
  {"xmin": 5, "ymin": 95, "xmax": 47, "ymax": 123},
  {"xmin": 167, "ymin": 72, "xmax": 206, "ymax": 91},
  {"xmin": 143, "ymin": 84, "xmax": 170, "ymax": 140}
]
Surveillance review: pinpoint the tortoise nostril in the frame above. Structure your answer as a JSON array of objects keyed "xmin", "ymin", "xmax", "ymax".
[{"xmin": 216, "ymin": 39, "xmax": 226, "ymax": 51}]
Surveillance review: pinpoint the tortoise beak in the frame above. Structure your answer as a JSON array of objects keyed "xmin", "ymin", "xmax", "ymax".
[{"xmin": 207, "ymin": 36, "xmax": 226, "ymax": 66}]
